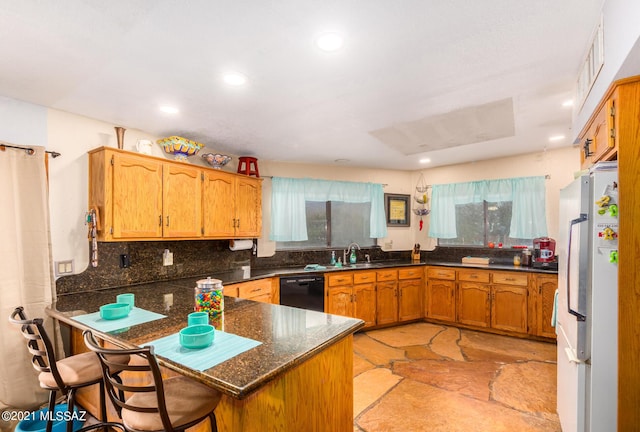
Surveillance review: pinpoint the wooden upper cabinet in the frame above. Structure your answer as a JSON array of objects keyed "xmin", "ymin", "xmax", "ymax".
[
  {"xmin": 202, "ymin": 170, "xmax": 262, "ymax": 238},
  {"xmin": 163, "ymin": 163, "xmax": 202, "ymax": 238},
  {"xmin": 111, "ymin": 152, "xmax": 163, "ymax": 239},
  {"xmin": 89, "ymin": 147, "xmax": 262, "ymax": 241},
  {"xmin": 202, "ymin": 170, "xmax": 236, "ymax": 237},
  {"xmin": 235, "ymin": 176, "xmax": 262, "ymax": 237}
]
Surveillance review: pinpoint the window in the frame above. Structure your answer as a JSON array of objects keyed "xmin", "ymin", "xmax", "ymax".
[
  {"xmin": 438, "ymin": 201, "xmax": 533, "ymax": 247},
  {"xmin": 276, "ymin": 201, "xmax": 375, "ymax": 250}
]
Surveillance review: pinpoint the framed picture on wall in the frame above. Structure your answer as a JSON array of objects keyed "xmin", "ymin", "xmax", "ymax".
[{"xmin": 385, "ymin": 193, "xmax": 410, "ymax": 227}]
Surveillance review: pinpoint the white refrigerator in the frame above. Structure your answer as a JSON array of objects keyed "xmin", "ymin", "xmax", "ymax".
[{"xmin": 556, "ymin": 162, "xmax": 618, "ymax": 432}]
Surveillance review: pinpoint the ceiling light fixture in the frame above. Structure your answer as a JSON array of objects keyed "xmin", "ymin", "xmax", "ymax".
[
  {"xmin": 223, "ymin": 72, "xmax": 248, "ymax": 86},
  {"xmin": 562, "ymin": 99, "xmax": 574, "ymax": 107},
  {"xmin": 316, "ymin": 32, "xmax": 344, "ymax": 52},
  {"xmin": 549, "ymin": 135, "xmax": 565, "ymax": 142},
  {"xmin": 419, "ymin": 158, "xmax": 431, "ymax": 164},
  {"xmin": 159, "ymin": 106, "xmax": 179, "ymax": 114}
]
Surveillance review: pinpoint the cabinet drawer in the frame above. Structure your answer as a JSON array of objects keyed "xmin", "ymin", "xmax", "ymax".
[
  {"xmin": 376, "ymin": 269, "xmax": 398, "ymax": 281},
  {"xmin": 224, "ymin": 285, "xmax": 239, "ymax": 297},
  {"xmin": 426, "ymin": 267, "xmax": 456, "ymax": 280},
  {"xmin": 354, "ymin": 271, "xmax": 376, "ymax": 284},
  {"xmin": 492, "ymin": 272, "xmax": 528, "ymax": 286},
  {"xmin": 237, "ymin": 279, "xmax": 272, "ymax": 298},
  {"xmin": 458, "ymin": 269, "xmax": 490, "ymax": 283},
  {"xmin": 398, "ymin": 268, "xmax": 423, "ymax": 280},
  {"xmin": 327, "ymin": 273, "xmax": 353, "ymax": 287}
]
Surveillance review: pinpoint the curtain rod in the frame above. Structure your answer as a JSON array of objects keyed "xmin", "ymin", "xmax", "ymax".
[
  {"xmin": 0, "ymin": 143, "xmax": 61, "ymax": 158},
  {"xmin": 261, "ymin": 175, "xmax": 388, "ymax": 187}
]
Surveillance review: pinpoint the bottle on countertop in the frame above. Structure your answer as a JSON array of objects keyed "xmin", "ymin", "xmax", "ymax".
[
  {"xmin": 330, "ymin": 250, "xmax": 336, "ymax": 266},
  {"xmin": 349, "ymin": 247, "xmax": 357, "ymax": 264}
]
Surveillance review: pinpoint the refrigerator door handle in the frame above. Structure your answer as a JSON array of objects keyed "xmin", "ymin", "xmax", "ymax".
[{"xmin": 567, "ymin": 214, "xmax": 588, "ymax": 321}]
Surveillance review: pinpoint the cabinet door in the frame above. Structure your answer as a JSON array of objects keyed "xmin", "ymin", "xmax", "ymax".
[
  {"xmin": 163, "ymin": 164, "xmax": 202, "ymax": 238},
  {"xmin": 112, "ymin": 153, "xmax": 163, "ymax": 238},
  {"xmin": 491, "ymin": 285, "xmax": 528, "ymax": 333},
  {"xmin": 202, "ymin": 170, "xmax": 236, "ymax": 237},
  {"xmin": 398, "ymin": 279, "xmax": 422, "ymax": 322},
  {"xmin": 354, "ymin": 282, "xmax": 376, "ymax": 328},
  {"xmin": 235, "ymin": 177, "xmax": 262, "ymax": 237},
  {"xmin": 425, "ymin": 279, "xmax": 456, "ymax": 322},
  {"xmin": 535, "ymin": 274, "xmax": 558, "ymax": 338},
  {"xmin": 327, "ymin": 286, "xmax": 353, "ymax": 317},
  {"xmin": 376, "ymin": 281, "xmax": 398, "ymax": 325},
  {"xmin": 457, "ymin": 282, "xmax": 490, "ymax": 328}
]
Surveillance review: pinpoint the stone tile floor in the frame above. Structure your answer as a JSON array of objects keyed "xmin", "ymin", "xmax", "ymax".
[{"xmin": 353, "ymin": 322, "xmax": 560, "ymax": 432}]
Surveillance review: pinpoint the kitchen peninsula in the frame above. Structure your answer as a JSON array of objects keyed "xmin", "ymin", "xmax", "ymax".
[{"xmin": 48, "ymin": 277, "xmax": 363, "ymax": 432}]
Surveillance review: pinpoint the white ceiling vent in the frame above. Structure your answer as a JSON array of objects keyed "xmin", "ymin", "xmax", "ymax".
[{"xmin": 370, "ymin": 98, "xmax": 515, "ymax": 155}]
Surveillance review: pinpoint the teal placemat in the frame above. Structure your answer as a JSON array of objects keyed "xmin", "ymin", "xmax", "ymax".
[
  {"xmin": 146, "ymin": 331, "xmax": 262, "ymax": 371},
  {"xmin": 72, "ymin": 307, "xmax": 166, "ymax": 333}
]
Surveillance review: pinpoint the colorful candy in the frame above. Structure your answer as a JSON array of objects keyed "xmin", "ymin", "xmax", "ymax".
[{"xmin": 194, "ymin": 277, "xmax": 224, "ymax": 314}]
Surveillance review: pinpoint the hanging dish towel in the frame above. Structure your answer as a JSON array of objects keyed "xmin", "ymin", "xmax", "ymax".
[{"xmin": 551, "ymin": 289, "xmax": 559, "ymax": 333}]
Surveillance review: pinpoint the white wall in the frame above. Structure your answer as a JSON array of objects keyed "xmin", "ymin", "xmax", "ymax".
[
  {"xmin": 574, "ymin": 0, "xmax": 640, "ymax": 136},
  {"xmin": 1, "ymin": 97, "xmax": 580, "ymax": 268}
]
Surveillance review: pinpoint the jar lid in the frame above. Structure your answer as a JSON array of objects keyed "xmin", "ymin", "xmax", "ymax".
[{"xmin": 196, "ymin": 276, "xmax": 222, "ymax": 288}]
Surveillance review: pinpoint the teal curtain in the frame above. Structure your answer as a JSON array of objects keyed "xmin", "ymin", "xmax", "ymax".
[
  {"xmin": 270, "ymin": 177, "xmax": 387, "ymax": 241},
  {"xmin": 428, "ymin": 176, "xmax": 547, "ymax": 239}
]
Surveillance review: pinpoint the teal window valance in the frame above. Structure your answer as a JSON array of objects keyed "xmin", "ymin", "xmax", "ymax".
[
  {"xmin": 270, "ymin": 177, "xmax": 387, "ymax": 241},
  {"xmin": 428, "ymin": 176, "xmax": 548, "ymax": 239}
]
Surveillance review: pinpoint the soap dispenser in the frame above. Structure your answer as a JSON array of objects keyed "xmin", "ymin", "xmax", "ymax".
[
  {"xmin": 330, "ymin": 250, "xmax": 336, "ymax": 266},
  {"xmin": 349, "ymin": 247, "xmax": 357, "ymax": 264}
]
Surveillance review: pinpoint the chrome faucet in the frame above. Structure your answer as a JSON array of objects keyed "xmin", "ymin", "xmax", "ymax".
[{"xmin": 344, "ymin": 242, "xmax": 361, "ymax": 264}]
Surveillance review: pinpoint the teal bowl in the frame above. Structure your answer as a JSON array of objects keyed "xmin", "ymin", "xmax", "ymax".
[
  {"xmin": 99, "ymin": 303, "xmax": 130, "ymax": 320},
  {"xmin": 179, "ymin": 324, "xmax": 215, "ymax": 349}
]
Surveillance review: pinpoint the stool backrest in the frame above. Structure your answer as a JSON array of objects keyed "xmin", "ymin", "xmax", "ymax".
[
  {"xmin": 9, "ymin": 306, "xmax": 67, "ymax": 392},
  {"xmin": 83, "ymin": 330, "xmax": 174, "ymax": 431}
]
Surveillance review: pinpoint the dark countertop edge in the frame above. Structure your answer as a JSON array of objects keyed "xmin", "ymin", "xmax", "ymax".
[
  {"xmin": 47, "ymin": 305, "xmax": 364, "ymax": 399},
  {"xmin": 55, "ymin": 260, "xmax": 556, "ymax": 298}
]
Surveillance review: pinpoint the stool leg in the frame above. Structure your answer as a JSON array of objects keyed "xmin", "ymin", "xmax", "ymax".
[
  {"xmin": 66, "ymin": 389, "xmax": 75, "ymax": 432},
  {"xmin": 99, "ymin": 380, "xmax": 108, "ymax": 432},
  {"xmin": 252, "ymin": 162, "xmax": 259, "ymax": 177},
  {"xmin": 45, "ymin": 390, "xmax": 56, "ymax": 432}
]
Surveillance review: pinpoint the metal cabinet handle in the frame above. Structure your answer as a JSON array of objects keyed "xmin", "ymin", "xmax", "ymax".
[
  {"xmin": 159, "ymin": 215, "xmax": 162, "ymax": 226},
  {"xmin": 166, "ymin": 215, "xmax": 170, "ymax": 226}
]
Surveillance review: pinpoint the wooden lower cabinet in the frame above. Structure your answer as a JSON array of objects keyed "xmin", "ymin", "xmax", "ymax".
[
  {"xmin": 327, "ymin": 285, "xmax": 354, "ymax": 317},
  {"xmin": 226, "ymin": 278, "xmax": 278, "ymax": 304},
  {"xmin": 353, "ymin": 281, "xmax": 377, "ymax": 328},
  {"xmin": 457, "ymin": 282, "xmax": 490, "ymax": 328},
  {"xmin": 398, "ymin": 279, "xmax": 422, "ymax": 321},
  {"xmin": 376, "ymin": 281, "xmax": 398, "ymax": 325},
  {"xmin": 531, "ymin": 274, "xmax": 558, "ymax": 338},
  {"xmin": 491, "ymin": 284, "xmax": 528, "ymax": 333},
  {"xmin": 326, "ymin": 272, "xmax": 377, "ymax": 329},
  {"xmin": 426, "ymin": 266, "xmax": 554, "ymax": 340}
]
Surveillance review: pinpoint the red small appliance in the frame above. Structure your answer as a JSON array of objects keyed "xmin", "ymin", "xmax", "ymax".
[{"xmin": 533, "ymin": 237, "xmax": 556, "ymax": 263}]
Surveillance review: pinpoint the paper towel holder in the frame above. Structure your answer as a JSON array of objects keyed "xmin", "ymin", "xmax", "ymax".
[{"xmin": 229, "ymin": 239, "xmax": 254, "ymax": 251}]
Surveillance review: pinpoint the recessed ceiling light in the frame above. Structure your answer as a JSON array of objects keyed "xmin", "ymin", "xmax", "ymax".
[
  {"xmin": 223, "ymin": 72, "xmax": 247, "ymax": 86},
  {"xmin": 316, "ymin": 32, "xmax": 344, "ymax": 52},
  {"xmin": 159, "ymin": 105, "xmax": 179, "ymax": 114},
  {"xmin": 562, "ymin": 100, "xmax": 574, "ymax": 107},
  {"xmin": 549, "ymin": 135, "xmax": 565, "ymax": 142},
  {"xmin": 334, "ymin": 158, "xmax": 350, "ymax": 163},
  {"xmin": 419, "ymin": 158, "xmax": 431, "ymax": 164}
]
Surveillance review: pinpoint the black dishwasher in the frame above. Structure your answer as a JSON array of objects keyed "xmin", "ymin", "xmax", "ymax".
[{"xmin": 279, "ymin": 275, "xmax": 325, "ymax": 312}]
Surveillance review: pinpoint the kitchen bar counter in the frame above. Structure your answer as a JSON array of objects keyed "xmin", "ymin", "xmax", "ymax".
[{"xmin": 48, "ymin": 279, "xmax": 363, "ymax": 431}]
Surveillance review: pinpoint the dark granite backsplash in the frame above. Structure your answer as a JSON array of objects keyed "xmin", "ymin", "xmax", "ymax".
[
  {"xmin": 55, "ymin": 241, "xmax": 410, "ymax": 294},
  {"xmin": 55, "ymin": 241, "xmax": 526, "ymax": 295}
]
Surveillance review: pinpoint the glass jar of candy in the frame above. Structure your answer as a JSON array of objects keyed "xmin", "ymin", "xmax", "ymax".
[{"xmin": 194, "ymin": 277, "xmax": 224, "ymax": 314}]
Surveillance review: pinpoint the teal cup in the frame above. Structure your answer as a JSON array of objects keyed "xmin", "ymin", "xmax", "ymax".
[
  {"xmin": 188, "ymin": 312, "xmax": 209, "ymax": 326},
  {"xmin": 116, "ymin": 293, "xmax": 135, "ymax": 311}
]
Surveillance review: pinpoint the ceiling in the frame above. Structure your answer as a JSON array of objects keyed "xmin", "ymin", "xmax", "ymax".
[{"xmin": 0, "ymin": 1, "xmax": 606, "ymax": 170}]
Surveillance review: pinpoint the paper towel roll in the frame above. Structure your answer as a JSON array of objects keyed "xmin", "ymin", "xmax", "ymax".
[{"xmin": 229, "ymin": 239, "xmax": 253, "ymax": 251}]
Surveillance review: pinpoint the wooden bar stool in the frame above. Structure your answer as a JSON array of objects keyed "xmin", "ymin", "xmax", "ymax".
[{"xmin": 237, "ymin": 156, "xmax": 259, "ymax": 177}]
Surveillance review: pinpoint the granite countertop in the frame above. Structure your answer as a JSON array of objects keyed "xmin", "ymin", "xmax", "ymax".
[
  {"xmin": 229, "ymin": 259, "xmax": 556, "ymax": 284},
  {"xmin": 48, "ymin": 277, "xmax": 364, "ymax": 399}
]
